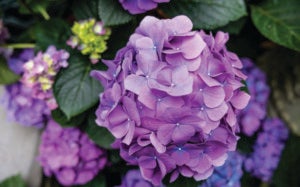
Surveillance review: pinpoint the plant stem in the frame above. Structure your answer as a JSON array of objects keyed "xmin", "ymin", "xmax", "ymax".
[
  {"xmin": 37, "ymin": 6, "xmax": 50, "ymax": 20},
  {"xmin": 1, "ymin": 43, "xmax": 35, "ymax": 49}
]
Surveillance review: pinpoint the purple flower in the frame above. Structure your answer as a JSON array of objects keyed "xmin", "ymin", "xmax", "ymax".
[
  {"xmin": 92, "ymin": 15, "xmax": 250, "ymax": 185},
  {"xmin": 1, "ymin": 82, "xmax": 50, "ymax": 128},
  {"xmin": 21, "ymin": 45, "xmax": 69, "ymax": 109},
  {"xmin": 38, "ymin": 119, "xmax": 107, "ymax": 186},
  {"xmin": 117, "ymin": 169, "xmax": 165, "ymax": 187},
  {"xmin": 8, "ymin": 49, "xmax": 35, "ymax": 75},
  {"xmin": 119, "ymin": 0, "xmax": 170, "ymax": 14},
  {"xmin": 201, "ymin": 152, "xmax": 244, "ymax": 187},
  {"xmin": 238, "ymin": 58, "xmax": 270, "ymax": 136},
  {"xmin": 244, "ymin": 118, "xmax": 289, "ymax": 182}
]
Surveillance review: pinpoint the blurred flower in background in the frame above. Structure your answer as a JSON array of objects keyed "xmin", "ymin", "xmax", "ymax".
[
  {"xmin": 238, "ymin": 58, "xmax": 270, "ymax": 136},
  {"xmin": 38, "ymin": 119, "xmax": 107, "ymax": 186},
  {"xmin": 119, "ymin": 0, "xmax": 170, "ymax": 14},
  {"xmin": 21, "ymin": 46, "xmax": 69, "ymax": 110},
  {"xmin": 67, "ymin": 19, "xmax": 111, "ymax": 64},
  {"xmin": 244, "ymin": 118, "xmax": 289, "ymax": 182}
]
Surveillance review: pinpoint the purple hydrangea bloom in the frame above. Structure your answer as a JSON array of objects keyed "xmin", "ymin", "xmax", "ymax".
[
  {"xmin": 244, "ymin": 118, "xmax": 289, "ymax": 182},
  {"xmin": 8, "ymin": 49, "xmax": 35, "ymax": 75},
  {"xmin": 201, "ymin": 152, "xmax": 244, "ymax": 187},
  {"xmin": 117, "ymin": 169, "xmax": 165, "ymax": 187},
  {"xmin": 38, "ymin": 119, "xmax": 107, "ymax": 186},
  {"xmin": 119, "ymin": 0, "xmax": 170, "ymax": 14},
  {"xmin": 238, "ymin": 58, "xmax": 270, "ymax": 136},
  {"xmin": 92, "ymin": 15, "xmax": 250, "ymax": 185},
  {"xmin": 1, "ymin": 82, "xmax": 50, "ymax": 128},
  {"xmin": 21, "ymin": 45, "xmax": 69, "ymax": 110}
]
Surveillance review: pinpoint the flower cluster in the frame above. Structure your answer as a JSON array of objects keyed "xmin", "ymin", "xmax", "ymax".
[
  {"xmin": 238, "ymin": 58, "xmax": 270, "ymax": 136},
  {"xmin": 119, "ymin": 0, "xmax": 170, "ymax": 14},
  {"xmin": 201, "ymin": 152, "xmax": 244, "ymax": 187},
  {"xmin": 92, "ymin": 15, "xmax": 250, "ymax": 185},
  {"xmin": 1, "ymin": 82, "xmax": 50, "ymax": 128},
  {"xmin": 21, "ymin": 45, "xmax": 69, "ymax": 109},
  {"xmin": 117, "ymin": 169, "xmax": 165, "ymax": 187},
  {"xmin": 67, "ymin": 19, "xmax": 111, "ymax": 64},
  {"xmin": 244, "ymin": 118, "xmax": 288, "ymax": 182},
  {"xmin": 38, "ymin": 119, "xmax": 107, "ymax": 186},
  {"xmin": 8, "ymin": 49, "xmax": 35, "ymax": 75}
]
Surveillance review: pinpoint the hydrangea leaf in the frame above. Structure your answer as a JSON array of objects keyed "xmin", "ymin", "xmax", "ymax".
[
  {"xmin": 85, "ymin": 112, "xmax": 115, "ymax": 149},
  {"xmin": 251, "ymin": 0, "xmax": 300, "ymax": 52},
  {"xmin": 72, "ymin": 0, "xmax": 98, "ymax": 20},
  {"xmin": 160, "ymin": 0, "xmax": 247, "ymax": 29},
  {"xmin": 0, "ymin": 175, "xmax": 26, "ymax": 187},
  {"xmin": 51, "ymin": 108, "xmax": 86, "ymax": 127},
  {"xmin": 98, "ymin": 0, "xmax": 134, "ymax": 26},
  {"xmin": 53, "ymin": 53, "xmax": 103, "ymax": 119},
  {"xmin": 32, "ymin": 18, "xmax": 70, "ymax": 51},
  {"xmin": 0, "ymin": 57, "xmax": 20, "ymax": 85}
]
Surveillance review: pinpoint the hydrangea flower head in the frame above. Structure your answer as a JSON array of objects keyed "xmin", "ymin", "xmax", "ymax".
[
  {"xmin": 117, "ymin": 169, "xmax": 165, "ymax": 187},
  {"xmin": 201, "ymin": 152, "xmax": 244, "ymax": 187},
  {"xmin": 92, "ymin": 15, "xmax": 250, "ymax": 185},
  {"xmin": 38, "ymin": 119, "xmax": 107, "ymax": 186},
  {"xmin": 119, "ymin": 0, "xmax": 170, "ymax": 14},
  {"xmin": 67, "ymin": 19, "xmax": 111, "ymax": 64},
  {"xmin": 2, "ymin": 82, "xmax": 50, "ymax": 128},
  {"xmin": 8, "ymin": 49, "xmax": 35, "ymax": 75},
  {"xmin": 238, "ymin": 58, "xmax": 270, "ymax": 136},
  {"xmin": 244, "ymin": 118, "xmax": 288, "ymax": 182},
  {"xmin": 21, "ymin": 45, "xmax": 69, "ymax": 109}
]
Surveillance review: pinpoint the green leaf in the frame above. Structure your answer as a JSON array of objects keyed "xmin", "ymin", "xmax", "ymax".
[
  {"xmin": 251, "ymin": 0, "xmax": 300, "ymax": 51},
  {"xmin": 85, "ymin": 112, "xmax": 115, "ymax": 149},
  {"xmin": 32, "ymin": 18, "xmax": 70, "ymax": 50},
  {"xmin": 165, "ymin": 176, "xmax": 201, "ymax": 187},
  {"xmin": 98, "ymin": 0, "xmax": 134, "ymax": 26},
  {"xmin": 81, "ymin": 175, "xmax": 106, "ymax": 187},
  {"xmin": 51, "ymin": 108, "xmax": 86, "ymax": 127},
  {"xmin": 0, "ymin": 175, "xmax": 26, "ymax": 187},
  {"xmin": 53, "ymin": 53, "xmax": 103, "ymax": 119},
  {"xmin": 0, "ymin": 57, "xmax": 20, "ymax": 85},
  {"xmin": 215, "ymin": 17, "xmax": 247, "ymax": 35},
  {"xmin": 72, "ymin": 0, "xmax": 98, "ymax": 20},
  {"xmin": 160, "ymin": 0, "xmax": 247, "ymax": 29},
  {"xmin": 272, "ymin": 134, "xmax": 300, "ymax": 187}
]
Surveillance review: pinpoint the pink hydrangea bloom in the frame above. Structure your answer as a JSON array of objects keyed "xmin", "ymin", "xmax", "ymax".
[
  {"xmin": 38, "ymin": 119, "xmax": 107, "ymax": 186},
  {"xmin": 119, "ymin": 0, "xmax": 170, "ymax": 14},
  {"xmin": 21, "ymin": 46, "xmax": 69, "ymax": 110},
  {"xmin": 92, "ymin": 15, "xmax": 250, "ymax": 185}
]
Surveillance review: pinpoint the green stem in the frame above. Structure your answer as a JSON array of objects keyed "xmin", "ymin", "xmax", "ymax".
[
  {"xmin": 37, "ymin": 6, "xmax": 50, "ymax": 20},
  {"xmin": 1, "ymin": 43, "xmax": 35, "ymax": 49}
]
